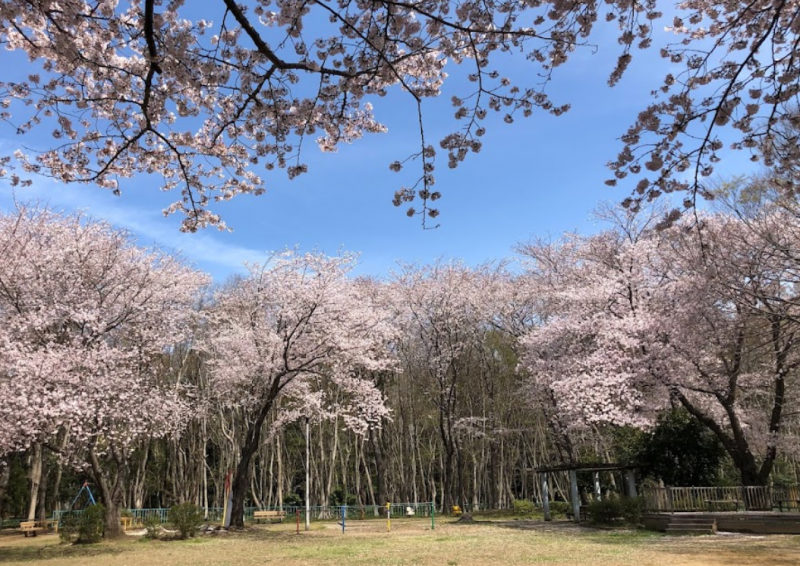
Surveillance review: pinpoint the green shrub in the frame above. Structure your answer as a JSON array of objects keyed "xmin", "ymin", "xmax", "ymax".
[
  {"xmin": 79, "ymin": 504, "xmax": 105, "ymax": 543},
  {"xmin": 283, "ymin": 493, "xmax": 303, "ymax": 507},
  {"xmin": 58, "ymin": 504, "xmax": 105, "ymax": 543},
  {"xmin": 586, "ymin": 498, "xmax": 624, "ymax": 524},
  {"xmin": 168, "ymin": 502, "xmax": 204, "ymax": 539},
  {"xmin": 513, "ymin": 499, "xmax": 536, "ymax": 516},
  {"xmin": 143, "ymin": 515, "xmax": 161, "ymax": 540},
  {"xmin": 329, "ymin": 487, "xmax": 358, "ymax": 507},
  {"xmin": 548, "ymin": 501, "xmax": 571, "ymax": 518},
  {"xmin": 620, "ymin": 497, "xmax": 644, "ymax": 524},
  {"xmin": 58, "ymin": 514, "xmax": 79, "ymax": 544}
]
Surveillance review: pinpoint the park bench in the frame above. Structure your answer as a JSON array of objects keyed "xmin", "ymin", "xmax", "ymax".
[
  {"xmin": 706, "ymin": 499, "xmax": 741, "ymax": 512},
  {"xmin": 253, "ymin": 510, "xmax": 285, "ymax": 523},
  {"xmin": 19, "ymin": 521, "xmax": 44, "ymax": 537}
]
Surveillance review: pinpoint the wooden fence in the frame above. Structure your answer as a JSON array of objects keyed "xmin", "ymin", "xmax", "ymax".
[{"xmin": 642, "ymin": 486, "xmax": 800, "ymax": 512}]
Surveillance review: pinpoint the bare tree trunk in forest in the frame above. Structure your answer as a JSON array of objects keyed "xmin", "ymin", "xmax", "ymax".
[
  {"xmin": 276, "ymin": 433, "xmax": 283, "ymax": 510},
  {"xmin": 0, "ymin": 461, "xmax": 10, "ymax": 518},
  {"xmin": 416, "ymin": 433, "xmax": 428, "ymax": 502},
  {"xmin": 315, "ymin": 423, "xmax": 328, "ymax": 505},
  {"xmin": 360, "ymin": 442, "xmax": 375, "ymax": 505},
  {"xmin": 409, "ymin": 422, "xmax": 419, "ymax": 504},
  {"xmin": 36, "ymin": 455, "xmax": 47, "ymax": 522},
  {"xmin": 325, "ymin": 419, "xmax": 339, "ymax": 505},
  {"xmin": 472, "ymin": 452, "xmax": 479, "ymax": 509},
  {"xmin": 355, "ymin": 440, "xmax": 363, "ymax": 505},
  {"xmin": 45, "ymin": 431, "xmax": 68, "ymax": 513},
  {"xmin": 488, "ymin": 433, "xmax": 498, "ymax": 506},
  {"xmin": 545, "ymin": 391, "xmax": 577, "ymax": 464},
  {"xmin": 369, "ymin": 428, "xmax": 388, "ymax": 513},
  {"xmin": 339, "ymin": 431, "xmax": 350, "ymax": 503},
  {"xmin": 52, "ymin": 457, "xmax": 63, "ymax": 513},
  {"xmin": 456, "ymin": 439, "xmax": 466, "ymax": 509},
  {"xmin": 496, "ymin": 437, "xmax": 504, "ymax": 508},
  {"xmin": 26, "ymin": 443, "xmax": 42, "ymax": 521},
  {"xmin": 132, "ymin": 443, "xmax": 149, "ymax": 509},
  {"xmin": 250, "ymin": 461, "xmax": 264, "ymax": 509},
  {"xmin": 439, "ymin": 404, "xmax": 455, "ymax": 513},
  {"xmin": 202, "ymin": 458, "xmax": 209, "ymax": 518}
]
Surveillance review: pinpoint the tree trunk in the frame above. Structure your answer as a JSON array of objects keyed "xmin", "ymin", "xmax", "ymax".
[
  {"xmin": 52, "ymin": 457, "xmax": 64, "ymax": 513},
  {"xmin": 132, "ymin": 443, "xmax": 149, "ymax": 509},
  {"xmin": 228, "ymin": 374, "xmax": 286, "ymax": 528},
  {"xmin": 36, "ymin": 456, "xmax": 47, "ymax": 522},
  {"xmin": 87, "ymin": 445, "xmax": 125, "ymax": 539},
  {"xmin": 229, "ymin": 431, "xmax": 260, "ymax": 528},
  {"xmin": 0, "ymin": 459, "xmax": 10, "ymax": 518},
  {"xmin": 26, "ymin": 443, "xmax": 42, "ymax": 521},
  {"xmin": 369, "ymin": 427, "xmax": 388, "ymax": 514}
]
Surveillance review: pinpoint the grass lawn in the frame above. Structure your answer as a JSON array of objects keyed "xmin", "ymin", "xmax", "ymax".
[{"xmin": 1, "ymin": 518, "xmax": 798, "ymax": 566}]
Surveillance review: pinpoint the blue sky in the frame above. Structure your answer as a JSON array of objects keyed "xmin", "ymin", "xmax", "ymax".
[{"xmin": 0, "ymin": 12, "xmax": 757, "ymax": 282}]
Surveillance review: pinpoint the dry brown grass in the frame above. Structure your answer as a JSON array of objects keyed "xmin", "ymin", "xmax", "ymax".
[{"xmin": 1, "ymin": 518, "xmax": 798, "ymax": 566}]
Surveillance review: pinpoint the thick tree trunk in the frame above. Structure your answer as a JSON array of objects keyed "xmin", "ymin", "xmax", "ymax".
[
  {"xmin": 0, "ymin": 460, "xmax": 10, "ymax": 518},
  {"xmin": 88, "ymin": 446, "xmax": 125, "ymax": 539},
  {"xmin": 52, "ymin": 457, "xmax": 63, "ymax": 513},
  {"xmin": 230, "ymin": 432, "xmax": 260, "ymax": 528},
  {"xmin": 36, "ymin": 456, "xmax": 47, "ymax": 522},
  {"xmin": 26, "ymin": 443, "xmax": 42, "ymax": 521},
  {"xmin": 673, "ymin": 388, "xmax": 770, "ymax": 488},
  {"xmin": 228, "ymin": 370, "xmax": 287, "ymax": 528},
  {"xmin": 103, "ymin": 499, "xmax": 123, "ymax": 538}
]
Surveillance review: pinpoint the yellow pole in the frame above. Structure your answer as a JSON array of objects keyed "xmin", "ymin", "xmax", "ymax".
[{"xmin": 386, "ymin": 502, "xmax": 391, "ymax": 532}]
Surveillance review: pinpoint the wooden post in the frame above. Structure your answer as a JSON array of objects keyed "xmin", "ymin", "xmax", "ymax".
[
  {"xmin": 593, "ymin": 472, "xmax": 601, "ymax": 502},
  {"xmin": 625, "ymin": 470, "xmax": 637, "ymax": 498},
  {"xmin": 542, "ymin": 473, "xmax": 551, "ymax": 522},
  {"xmin": 569, "ymin": 470, "xmax": 580, "ymax": 524}
]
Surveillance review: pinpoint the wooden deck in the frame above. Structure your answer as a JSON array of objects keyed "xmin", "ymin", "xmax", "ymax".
[{"xmin": 643, "ymin": 512, "xmax": 800, "ymax": 535}]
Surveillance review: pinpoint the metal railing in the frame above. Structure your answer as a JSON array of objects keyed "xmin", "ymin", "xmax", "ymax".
[
  {"xmin": 52, "ymin": 501, "xmax": 435, "ymax": 524},
  {"xmin": 642, "ymin": 486, "xmax": 800, "ymax": 512}
]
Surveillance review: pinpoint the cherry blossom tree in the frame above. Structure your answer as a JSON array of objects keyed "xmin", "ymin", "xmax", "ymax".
[
  {"xmin": 2, "ymin": 1, "xmax": 794, "ymax": 227},
  {"xmin": 201, "ymin": 251, "xmax": 395, "ymax": 528},
  {"xmin": 391, "ymin": 260, "xmax": 502, "ymax": 510},
  {"xmin": 650, "ymin": 211, "xmax": 800, "ymax": 486},
  {"xmin": 0, "ymin": 206, "xmax": 209, "ymax": 536},
  {"xmin": 518, "ymin": 219, "xmax": 659, "ymax": 431},
  {"xmin": 518, "ymin": 206, "xmax": 800, "ymax": 486}
]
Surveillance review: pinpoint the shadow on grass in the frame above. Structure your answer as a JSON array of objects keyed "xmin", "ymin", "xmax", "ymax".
[
  {"xmin": 643, "ymin": 535, "xmax": 800, "ymax": 566},
  {"xmin": 493, "ymin": 519, "xmax": 665, "ymax": 541},
  {"xmin": 0, "ymin": 539, "xmax": 136, "ymax": 564}
]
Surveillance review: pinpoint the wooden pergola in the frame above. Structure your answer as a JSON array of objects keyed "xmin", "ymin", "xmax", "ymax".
[{"xmin": 532, "ymin": 463, "xmax": 639, "ymax": 523}]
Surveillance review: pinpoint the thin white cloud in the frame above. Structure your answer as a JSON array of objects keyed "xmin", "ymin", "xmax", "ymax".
[{"xmin": 0, "ymin": 179, "xmax": 265, "ymax": 277}]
